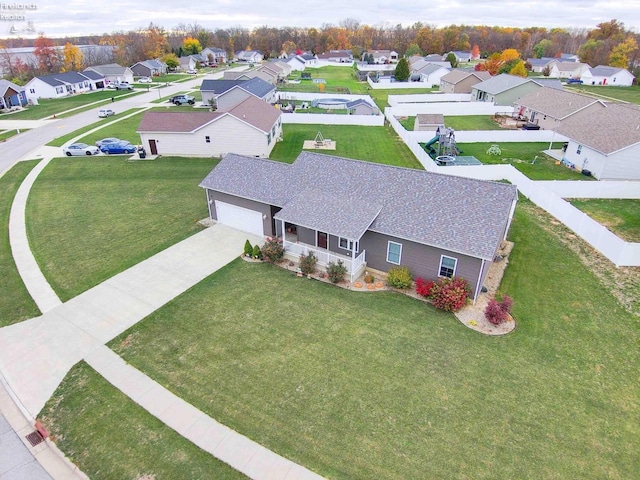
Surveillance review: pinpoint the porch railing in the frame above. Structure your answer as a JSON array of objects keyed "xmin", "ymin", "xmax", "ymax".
[{"xmin": 283, "ymin": 239, "xmax": 366, "ymax": 282}]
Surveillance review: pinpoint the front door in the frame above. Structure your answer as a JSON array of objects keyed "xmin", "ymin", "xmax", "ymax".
[
  {"xmin": 317, "ymin": 231, "xmax": 328, "ymax": 249},
  {"xmin": 148, "ymin": 139, "xmax": 158, "ymax": 155}
]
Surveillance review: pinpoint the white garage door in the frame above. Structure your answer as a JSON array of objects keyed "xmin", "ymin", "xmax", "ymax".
[{"xmin": 215, "ymin": 201, "xmax": 264, "ymax": 236}]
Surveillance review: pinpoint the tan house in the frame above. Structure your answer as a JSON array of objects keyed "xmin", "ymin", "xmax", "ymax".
[
  {"xmin": 439, "ymin": 70, "xmax": 491, "ymax": 93},
  {"xmin": 549, "ymin": 62, "xmax": 590, "ymax": 80},
  {"xmin": 514, "ymin": 87, "xmax": 607, "ymax": 130},
  {"xmin": 137, "ymin": 96, "xmax": 282, "ymax": 158}
]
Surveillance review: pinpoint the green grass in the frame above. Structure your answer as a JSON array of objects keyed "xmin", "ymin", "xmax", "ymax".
[
  {"xmin": 0, "ymin": 90, "xmax": 136, "ymax": 120},
  {"xmin": 444, "ymin": 115, "xmax": 504, "ymax": 130},
  {"xmin": 396, "ymin": 115, "xmax": 415, "ymax": 130},
  {"xmin": 0, "ymin": 161, "xmax": 41, "ymax": 326},
  {"xmin": 569, "ymin": 199, "xmax": 640, "ymax": 242},
  {"xmin": 567, "ymin": 84, "xmax": 640, "ymax": 104},
  {"xmin": 458, "ymin": 142, "xmax": 592, "ymax": 180},
  {"xmin": 26, "ymin": 156, "xmax": 216, "ymax": 301},
  {"xmin": 367, "ymin": 88, "xmax": 435, "ymax": 110},
  {"xmin": 269, "ymin": 124, "xmax": 422, "ymax": 169},
  {"xmin": 0, "ymin": 128, "xmax": 28, "ymax": 141},
  {"xmin": 39, "ymin": 362, "xmax": 247, "ymax": 480},
  {"xmin": 102, "ymin": 199, "xmax": 639, "ymax": 479}
]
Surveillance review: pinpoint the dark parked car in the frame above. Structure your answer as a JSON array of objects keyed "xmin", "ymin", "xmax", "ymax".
[
  {"xmin": 100, "ymin": 142, "xmax": 137, "ymax": 154},
  {"xmin": 566, "ymin": 78, "xmax": 583, "ymax": 84}
]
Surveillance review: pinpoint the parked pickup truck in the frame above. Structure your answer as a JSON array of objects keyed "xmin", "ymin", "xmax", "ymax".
[{"xmin": 169, "ymin": 94, "xmax": 196, "ymax": 105}]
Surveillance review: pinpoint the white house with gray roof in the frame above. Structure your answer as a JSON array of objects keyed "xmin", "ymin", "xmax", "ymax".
[
  {"xmin": 580, "ymin": 65, "xmax": 635, "ymax": 86},
  {"xmin": 137, "ymin": 96, "xmax": 281, "ymax": 157},
  {"xmin": 439, "ymin": 70, "xmax": 491, "ymax": 93},
  {"xmin": 471, "ymin": 74, "xmax": 545, "ymax": 106},
  {"xmin": 84, "ymin": 63, "xmax": 133, "ymax": 85},
  {"xmin": 548, "ymin": 61, "xmax": 589, "ymax": 80},
  {"xmin": 200, "ymin": 77, "xmax": 276, "ymax": 110},
  {"xmin": 410, "ymin": 62, "xmax": 450, "ymax": 86},
  {"xmin": 555, "ymin": 103, "xmax": 640, "ymax": 180},
  {"xmin": 199, "ymin": 152, "xmax": 517, "ymax": 298},
  {"xmin": 24, "ymin": 71, "xmax": 104, "ymax": 101}
]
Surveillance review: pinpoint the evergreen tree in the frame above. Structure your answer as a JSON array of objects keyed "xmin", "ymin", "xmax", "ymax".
[{"xmin": 394, "ymin": 57, "xmax": 410, "ymax": 82}]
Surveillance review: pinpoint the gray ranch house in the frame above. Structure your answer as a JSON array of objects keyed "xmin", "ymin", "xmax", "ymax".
[{"xmin": 200, "ymin": 152, "xmax": 517, "ymax": 300}]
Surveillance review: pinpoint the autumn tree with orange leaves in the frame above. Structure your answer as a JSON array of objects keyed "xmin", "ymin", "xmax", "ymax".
[{"xmin": 33, "ymin": 34, "xmax": 60, "ymax": 74}]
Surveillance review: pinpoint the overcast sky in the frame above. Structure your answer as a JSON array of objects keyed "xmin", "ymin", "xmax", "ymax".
[{"xmin": 1, "ymin": 0, "xmax": 639, "ymax": 38}]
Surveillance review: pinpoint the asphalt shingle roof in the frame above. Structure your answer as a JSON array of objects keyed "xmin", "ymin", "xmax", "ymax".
[
  {"xmin": 516, "ymin": 87, "xmax": 605, "ymax": 120},
  {"xmin": 240, "ymin": 77, "xmax": 275, "ymax": 98},
  {"xmin": 200, "ymin": 79, "xmax": 244, "ymax": 94},
  {"xmin": 440, "ymin": 70, "xmax": 490, "ymax": 84},
  {"xmin": 589, "ymin": 65, "xmax": 627, "ymax": 76},
  {"xmin": 35, "ymin": 71, "xmax": 97, "ymax": 86},
  {"xmin": 200, "ymin": 152, "xmax": 517, "ymax": 260},
  {"xmin": 0, "ymin": 79, "xmax": 24, "ymax": 94},
  {"xmin": 555, "ymin": 103, "xmax": 640, "ymax": 154},
  {"xmin": 473, "ymin": 74, "xmax": 533, "ymax": 95}
]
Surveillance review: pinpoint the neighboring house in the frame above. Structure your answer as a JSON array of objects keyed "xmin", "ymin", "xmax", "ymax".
[
  {"xmin": 513, "ymin": 87, "xmax": 608, "ymax": 130},
  {"xmin": 179, "ymin": 55, "xmax": 198, "ymax": 71},
  {"xmin": 199, "ymin": 151, "xmax": 518, "ymax": 299},
  {"xmin": 317, "ymin": 50, "xmax": 353, "ymax": 63},
  {"xmin": 560, "ymin": 53, "xmax": 580, "ymax": 62},
  {"xmin": 363, "ymin": 50, "xmax": 398, "ymax": 64},
  {"xmin": 286, "ymin": 54, "xmax": 313, "ymax": 71},
  {"xmin": 527, "ymin": 57, "xmax": 559, "ymax": 73},
  {"xmin": 84, "ymin": 63, "xmax": 134, "ymax": 85},
  {"xmin": 439, "ymin": 70, "xmax": 491, "ymax": 93},
  {"xmin": 201, "ymin": 47, "xmax": 227, "ymax": 64},
  {"xmin": 581, "ymin": 65, "xmax": 635, "ymax": 86},
  {"xmin": 223, "ymin": 71, "xmax": 253, "ymax": 81},
  {"xmin": 0, "ymin": 79, "xmax": 27, "ymax": 109},
  {"xmin": 137, "ymin": 95, "xmax": 282, "ymax": 158},
  {"xmin": 130, "ymin": 59, "xmax": 168, "ymax": 77},
  {"xmin": 471, "ymin": 74, "xmax": 544, "ymax": 106},
  {"xmin": 200, "ymin": 77, "xmax": 276, "ymax": 110},
  {"xmin": 234, "ymin": 50, "xmax": 264, "ymax": 63},
  {"xmin": 533, "ymin": 78, "xmax": 564, "ymax": 90},
  {"xmin": 555, "ymin": 103, "xmax": 640, "ymax": 180},
  {"xmin": 252, "ymin": 62, "xmax": 285, "ymax": 84},
  {"xmin": 411, "ymin": 58, "xmax": 452, "ymax": 71},
  {"xmin": 24, "ymin": 71, "xmax": 104, "ymax": 101},
  {"xmin": 346, "ymin": 99, "xmax": 379, "ymax": 115},
  {"xmin": 269, "ymin": 59, "xmax": 293, "ymax": 77},
  {"xmin": 423, "ymin": 54, "xmax": 443, "ymax": 63},
  {"xmin": 410, "ymin": 62, "xmax": 450, "ymax": 86},
  {"xmin": 548, "ymin": 61, "xmax": 590, "ymax": 79},
  {"xmin": 444, "ymin": 51, "xmax": 472, "ymax": 63},
  {"xmin": 414, "ymin": 113, "xmax": 445, "ymax": 131}
]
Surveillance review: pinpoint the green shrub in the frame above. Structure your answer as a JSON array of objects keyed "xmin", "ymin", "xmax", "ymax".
[
  {"xmin": 386, "ymin": 266, "xmax": 413, "ymax": 289},
  {"xmin": 327, "ymin": 260, "xmax": 347, "ymax": 283},
  {"xmin": 244, "ymin": 239, "xmax": 253, "ymax": 257},
  {"xmin": 299, "ymin": 252, "xmax": 318, "ymax": 275},
  {"xmin": 364, "ymin": 273, "xmax": 375, "ymax": 284},
  {"xmin": 261, "ymin": 237, "xmax": 284, "ymax": 263},
  {"xmin": 252, "ymin": 244, "xmax": 262, "ymax": 259}
]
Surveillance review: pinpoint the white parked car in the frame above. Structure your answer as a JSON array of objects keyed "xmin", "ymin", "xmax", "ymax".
[
  {"xmin": 98, "ymin": 108, "xmax": 115, "ymax": 118},
  {"xmin": 186, "ymin": 69, "xmax": 197, "ymax": 74},
  {"xmin": 62, "ymin": 143, "xmax": 100, "ymax": 156},
  {"xmin": 138, "ymin": 76, "xmax": 152, "ymax": 83}
]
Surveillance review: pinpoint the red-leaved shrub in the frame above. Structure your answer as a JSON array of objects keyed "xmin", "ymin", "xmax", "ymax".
[
  {"xmin": 484, "ymin": 295, "xmax": 514, "ymax": 325},
  {"xmin": 431, "ymin": 277, "xmax": 470, "ymax": 312},
  {"xmin": 415, "ymin": 277, "xmax": 435, "ymax": 298},
  {"xmin": 484, "ymin": 299, "xmax": 506, "ymax": 325}
]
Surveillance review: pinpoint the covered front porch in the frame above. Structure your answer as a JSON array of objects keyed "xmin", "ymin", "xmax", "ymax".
[{"xmin": 282, "ymin": 228, "xmax": 367, "ymax": 283}]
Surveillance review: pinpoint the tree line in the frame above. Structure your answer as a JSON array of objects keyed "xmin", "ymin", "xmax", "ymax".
[{"xmin": 1, "ymin": 18, "xmax": 638, "ymax": 84}]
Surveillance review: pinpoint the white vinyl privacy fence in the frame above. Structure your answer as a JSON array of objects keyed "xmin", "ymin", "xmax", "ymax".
[
  {"xmin": 386, "ymin": 109, "xmax": 640, "ymax": 266},
  {"xmin": 388, "ymin": 93, "xmax": 471, "ymax": 105},
  {"xmin": 409, "ymin": 130, "xmax": 566, "ymax": 144},
  {"xmin": 281, "ymin": 113, "xmax": 384, "ymax": 126},
  {"xmin": 389, "ymin": 102, "xmax": 512, "ymax": 116}
]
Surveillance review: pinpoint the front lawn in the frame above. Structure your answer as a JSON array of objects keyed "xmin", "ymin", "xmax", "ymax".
[
  {"xmin": 444, "ymin": 115, "xmax": 504, "ymax": 130},
  {"xmin": 74, "ymin": 110, "xmax": 148, "ymax": 147},
  {"xmin": 40, "ymin": 362, "xmax": 247, "ymax": 480},
  {"xmin": 96, "ymin": 198, "xmax": 640, "ymax": 479},
  {"xmin": 0, "ymin": 90, "xmax": 135, "ymax": 120},
  {"xmin": 0, "ymin": 160, "xmax": 41, "ymax": 326},
  {"xmin": 458, "ymin": 142, "xmax": 591, "ymax": 180},
  {"xmin": 270, "ymin": 124, "xmax": 422, "ymax": 169},
  {"xmin": 26, "ymin": 156, "xmax": 216, "ymax": 301},
  {"xmin": 569, "ymin": 198, "xmax": 640, "ymax": 242}
]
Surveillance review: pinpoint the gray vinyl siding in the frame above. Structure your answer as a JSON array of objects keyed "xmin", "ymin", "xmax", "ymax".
[
  {"xmin": 206, "ymin": 190, "xmax": 276, "ymax": 236},
  {"xmin": 493, "ymin": 83, "xmax": 541, "ymax": 106},
  {"xmin": 217, "ymin": 89, "xmax": 251, "ymax": 110},
  {"xmin": 360, "ymin": 231, "xmax": 485, "ymax": 297}
]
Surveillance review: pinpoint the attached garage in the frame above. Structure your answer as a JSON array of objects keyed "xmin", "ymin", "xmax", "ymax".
[{"xmin": 215, "ymin": 201, "xmax": 264, "ymax": 236}]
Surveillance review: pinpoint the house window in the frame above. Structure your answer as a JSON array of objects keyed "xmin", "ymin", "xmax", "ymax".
[
  {"xmin": 205, "ymin": 136, "xmax": 210, "ymax": 143},
  {"xmin": 439, "ymin": 255, "xmax": 457, "ymax": 278},
  {"xmin": 386, "ymin": 241, "xmax": 402, "ymax": 265},
  {"xmin": 339, "ymin": 237, "xmax": 359, "ymax": 252},
  {"xmin": 577, "ymin": 145, "xmax": 582, "ymax": 154},
  {"xmin": 267, "ymin": 133, "xmax": 272, "ymax": 144}
]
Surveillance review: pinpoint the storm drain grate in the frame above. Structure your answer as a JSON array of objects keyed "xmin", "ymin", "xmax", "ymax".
[{"xmin": 25, "ymin": 430, "xmax": 44, "ymax": 447}]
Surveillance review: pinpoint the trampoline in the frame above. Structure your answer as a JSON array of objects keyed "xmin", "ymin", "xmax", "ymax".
[{"xmin": 451, "ymin": 156, "xmax": 482, "ymax": 166}]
